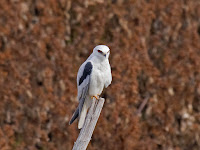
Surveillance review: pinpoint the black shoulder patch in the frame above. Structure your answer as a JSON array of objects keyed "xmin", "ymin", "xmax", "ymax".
[{"xmin": 79, "ymin": 62, "xmax": 93, "ymax": 86}]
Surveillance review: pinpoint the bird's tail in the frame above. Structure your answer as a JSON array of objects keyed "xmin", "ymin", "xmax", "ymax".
[
  {"xmin": 78, "ymin": 103, "xmax": 88, "ymax": 129},
  {"xmin": 69, "ymin": 107, "xmax": 79, "ymax": 125}
]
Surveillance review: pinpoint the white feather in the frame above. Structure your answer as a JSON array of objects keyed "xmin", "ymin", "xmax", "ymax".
[
  {"xmin": 76, "ymin": 45, "xmax": 112, "ymax": 129},
  {"xmin": 78, "ymin": 103, "xmax": 87, "ymax": 129},
  {"xmin": 78, "ymin": 96, "xmax": 92, "ymax": 129}
]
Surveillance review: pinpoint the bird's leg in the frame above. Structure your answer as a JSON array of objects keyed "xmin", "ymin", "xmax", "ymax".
[{"xmin": 91, "ymin": 95, "xmax": 99, "ymax": 100}]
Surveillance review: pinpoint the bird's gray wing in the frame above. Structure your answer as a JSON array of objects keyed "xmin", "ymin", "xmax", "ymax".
[
  {"xmin": 69, "ymin": 61, "xmax": 92, "ymax": 125},
  {"xmin": 77, "ymin": 61, "xmax": 93, "ymax": 114}
]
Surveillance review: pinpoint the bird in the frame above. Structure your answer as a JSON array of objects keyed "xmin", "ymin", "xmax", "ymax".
[{"xmin": 69, "ymin": 45, "xmax": 112, "ymax": 129}]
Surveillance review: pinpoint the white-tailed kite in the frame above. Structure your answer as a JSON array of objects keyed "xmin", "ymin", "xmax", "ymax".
[{"xmin": 69, "ymin": 45, "xmax": 112, "ymax": 129}]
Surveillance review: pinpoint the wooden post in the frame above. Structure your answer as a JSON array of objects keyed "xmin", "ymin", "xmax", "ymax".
[{"xmin": 72, "ymin": 98, "xmax": 105, "ymax": 150}]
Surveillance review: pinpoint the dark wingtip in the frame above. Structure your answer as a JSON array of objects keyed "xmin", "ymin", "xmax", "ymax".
[
  {"xmin": 69, "ymin": 119, "xmax": 72, "ymax": 125},
  {"xmin": 69, "ymin": 121, "xmax": 72, "ymax": 125},
  {"xmin": 69, "ymin": 107, "xmax": 79, "ymax": 125},
  {"xmin": 69, "ymin": 118, "xmax": 75, "ymax": 125}
]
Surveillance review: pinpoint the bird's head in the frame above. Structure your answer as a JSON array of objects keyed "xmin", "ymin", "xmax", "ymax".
[{"xmin": 93, "ymin": 45, "xmax": 110, "ymax": 60}]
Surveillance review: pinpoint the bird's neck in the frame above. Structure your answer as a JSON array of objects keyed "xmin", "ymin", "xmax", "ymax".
[{"xmin": 93, "ymin": 56, "xmax": 107, "ymax": 64}]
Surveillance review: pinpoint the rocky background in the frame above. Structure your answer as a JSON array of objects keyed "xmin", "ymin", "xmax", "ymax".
[{"xmin": 0, "ymin": 0, "xmax": 200, "ymax": 150}]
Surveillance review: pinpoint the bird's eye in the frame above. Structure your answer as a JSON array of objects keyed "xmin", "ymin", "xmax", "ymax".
[{"xmin": 98, "ymin": 50, "xmax": 102, "ymax": 53}]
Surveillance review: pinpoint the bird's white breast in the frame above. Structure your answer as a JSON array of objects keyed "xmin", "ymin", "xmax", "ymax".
[{"xmin": 89, "ymin": 60, "xmax": 110, "ymax": 96}]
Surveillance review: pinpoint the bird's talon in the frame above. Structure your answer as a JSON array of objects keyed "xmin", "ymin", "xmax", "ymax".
[{"xmin": 91, "ymin": 95, "xmax": 98, "ymax": 100}]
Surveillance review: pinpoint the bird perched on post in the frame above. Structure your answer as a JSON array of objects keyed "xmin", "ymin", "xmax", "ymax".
[{"xmin": 69, "ymin": 45, "xmax": 112, "ymax": 129}]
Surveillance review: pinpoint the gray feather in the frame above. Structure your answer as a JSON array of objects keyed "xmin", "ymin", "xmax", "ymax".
[
  {"xmin": 69, "ymin": 62, "xmax": 92, "ymax": 125},
  {"xmin": 69, "ymin": 107, "xmax": 79, "ymax": 125}
]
